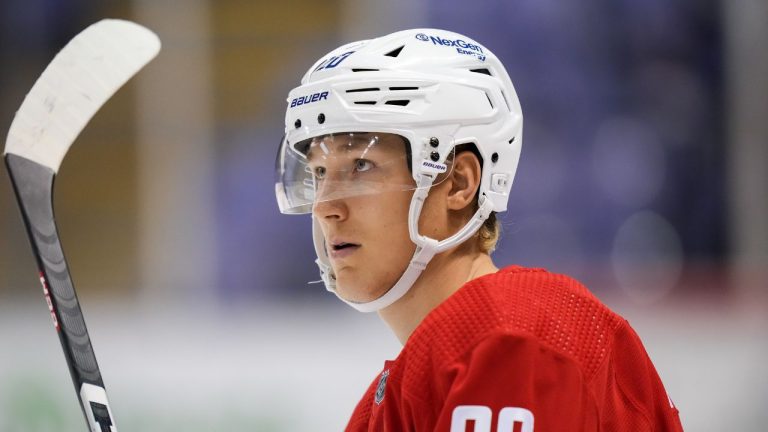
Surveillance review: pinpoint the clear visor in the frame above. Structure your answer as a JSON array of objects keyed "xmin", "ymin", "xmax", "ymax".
[{"xmin": 275, "ymin": 132, "xmax": 454, "ymax": 214}]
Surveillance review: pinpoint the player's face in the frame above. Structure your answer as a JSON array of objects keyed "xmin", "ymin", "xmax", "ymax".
[{"xmin": 310, "ymin": 133, "xmax": 416, "ymax": 303}]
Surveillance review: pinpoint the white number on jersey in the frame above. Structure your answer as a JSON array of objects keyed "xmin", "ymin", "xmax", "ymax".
[{"xmin": 450, "ymin": 405, "xmax": 534, "ymax": 432}]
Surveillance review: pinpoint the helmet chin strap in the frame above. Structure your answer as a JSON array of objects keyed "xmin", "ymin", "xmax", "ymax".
[{"xmin": 313, "ymin": 174, "xmax": 495, "ymax": 313}]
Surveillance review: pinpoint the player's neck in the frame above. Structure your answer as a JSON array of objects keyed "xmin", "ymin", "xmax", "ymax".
[{"xmin": 378, "ymin": 245, "xmax": 498, "ymax": 345}]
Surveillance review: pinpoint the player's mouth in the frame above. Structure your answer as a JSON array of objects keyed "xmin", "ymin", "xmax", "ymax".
[{"xmin": 329, "ymin": 240, "xmax": 360, "ymax": 259}]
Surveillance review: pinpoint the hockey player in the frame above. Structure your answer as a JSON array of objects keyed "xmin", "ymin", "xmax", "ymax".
[{"xmin": 275, "ymin": 28, "xmax": 684, "ymax": 431}]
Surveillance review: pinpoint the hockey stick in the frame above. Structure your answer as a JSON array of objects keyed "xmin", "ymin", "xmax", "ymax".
[{"xmin": 3, "ymin": 20, "xmax": 160, "ymax": 432}]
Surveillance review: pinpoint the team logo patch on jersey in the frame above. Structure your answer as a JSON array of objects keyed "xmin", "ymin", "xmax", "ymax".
[{"xmin": 374, "ymin": 369, "xmax": 389, "ymax": 405}]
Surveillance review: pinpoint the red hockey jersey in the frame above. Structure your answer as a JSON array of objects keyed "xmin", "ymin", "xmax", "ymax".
[{"xmin": 346, "ymin": 266, "xmax": 683, "ymax": 431}]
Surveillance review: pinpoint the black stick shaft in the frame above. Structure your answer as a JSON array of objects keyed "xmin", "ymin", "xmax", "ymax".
[{"xmin": 5, "ymin": 153, "xmax": 114, "ymax": 431}]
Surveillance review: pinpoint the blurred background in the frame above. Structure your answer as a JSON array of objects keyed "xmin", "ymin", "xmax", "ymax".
[{"xmin": 1, "ymin": 0, "xmax": 766, "ymax": 430}]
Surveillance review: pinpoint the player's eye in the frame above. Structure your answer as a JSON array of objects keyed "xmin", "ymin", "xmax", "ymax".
[
  {"xmin": 313, "ymin": 166, "xmax": 326, "ymax": 179},
  {"xmin": 354, "ymin": 159, "xmax": 373, "ymax": 173}
]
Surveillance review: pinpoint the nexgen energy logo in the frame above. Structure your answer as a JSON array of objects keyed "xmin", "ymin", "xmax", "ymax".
[{"xmin": 415, "ymin": 33, "xmax": 486, "ymax": 61}]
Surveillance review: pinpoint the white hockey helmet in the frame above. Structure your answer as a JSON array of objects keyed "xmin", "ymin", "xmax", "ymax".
[{"xmin": 275, "ymin": 28, "xmax": 523, "ymax": 312}]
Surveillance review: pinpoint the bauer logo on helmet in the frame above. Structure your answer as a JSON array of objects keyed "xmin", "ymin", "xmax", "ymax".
[
  {"xmin": 421, "ymin": 160, "xmax": 448, "ymax": 174},
  {"xmin": 289, "ymin": 91, "xmax": 329, "ymax": 108}
]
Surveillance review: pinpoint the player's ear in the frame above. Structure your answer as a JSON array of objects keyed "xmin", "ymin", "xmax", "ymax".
[{"xmin": 446, "ymin": 150, "xmax": 482, "ymax": 211}]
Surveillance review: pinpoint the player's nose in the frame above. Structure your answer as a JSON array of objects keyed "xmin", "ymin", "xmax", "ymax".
[{"xmin": 312, "ymin": 196, "xmax": 348, "ymax": 222}]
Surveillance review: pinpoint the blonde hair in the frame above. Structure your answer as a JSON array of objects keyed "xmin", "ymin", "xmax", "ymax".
[{"xmin": 478, "ymin": 211, "xmax": 500, "ymax": 254}]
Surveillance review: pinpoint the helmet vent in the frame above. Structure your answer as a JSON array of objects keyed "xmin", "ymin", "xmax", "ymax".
[
  {"xmin": 384, "ymin": 45, "xmax": 405, "ymax": 57},
  {"xmin": 385, "ymin": 100, "xmax": 410, "ymax": 106},
  {"xmin": 470, "ymin": 68, "xmax": 492, "ymax": 76},
  {"xmin": 346, "ymin": 87, "xmax": 380, "ymax": 93},
  {"xmin": 485, "ymin": 92, "xmax": 494, "ymax": 109},
  {"xmin": 389, "ymin": 86, "xmax": 419, "ymax": 91},
  {"xmin": 352, "ymin": 68, "xmax": 379, "ymax": 72},
  {"xmin": 353, "ymin": 101, "xmax": 377, "ymax": 105}
]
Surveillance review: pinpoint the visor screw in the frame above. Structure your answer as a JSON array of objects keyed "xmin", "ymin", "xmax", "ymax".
[
  {"xmin": 317, "ymin": 113, "xmax": 326, "ymax": 124},
  {"xmin": 429, "ymin": 137, "xmax": 439, "ymax": 148},
  {"xmin": 430, "ymin": 151, "xmax": 440, "ymax": 162},
  {"xmin": 491, "ymin": 152, "xmax": 499, "ymax": 163},
  {"xmin": 294, "ymin": 119, "xmax": 302, "ymax": 129}
]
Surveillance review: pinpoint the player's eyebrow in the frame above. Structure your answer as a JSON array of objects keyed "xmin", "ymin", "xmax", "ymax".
[{"xmin": 306, "ymin": 135, "xmax": 381, "ymax": 161}]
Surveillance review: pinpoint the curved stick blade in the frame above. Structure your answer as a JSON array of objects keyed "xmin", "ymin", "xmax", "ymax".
[{"xmin": 4, "ymin": 19, "xmax": 161, "ymax": 172}]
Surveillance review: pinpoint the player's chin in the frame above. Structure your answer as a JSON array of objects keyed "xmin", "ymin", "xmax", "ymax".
[{"xmin": 335, "ymin": 273, "xmax": 386, "ymax": 303}]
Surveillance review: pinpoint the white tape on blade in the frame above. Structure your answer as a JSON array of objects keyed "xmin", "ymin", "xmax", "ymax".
[{"xmin": 4, "ymin": 19, "xmax": 161, "ymax": 172}]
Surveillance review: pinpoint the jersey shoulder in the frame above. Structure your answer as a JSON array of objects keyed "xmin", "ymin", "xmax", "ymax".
[
  {"xmin": 404, "ymin": 265, "xmax": 625, "ymax": 381},
  {"xmin": 372, "ymin": 266, "xmax": 683, "ymax": 432}
]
